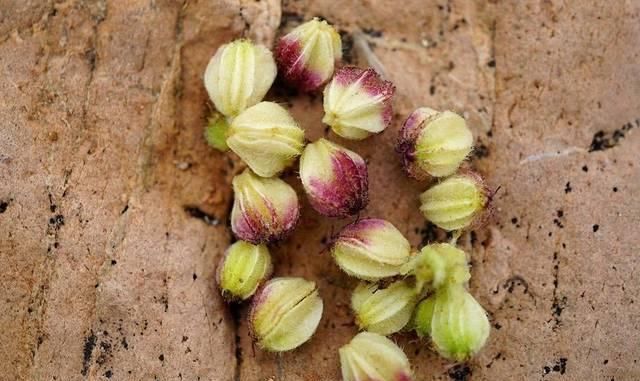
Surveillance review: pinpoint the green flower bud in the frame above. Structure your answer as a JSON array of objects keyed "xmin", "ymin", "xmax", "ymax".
[
  {"xmin": 406, "ymin": 243, "xmax": 470, "ymax": 293},
  {"xmin": 352, "ymin": 280, "xmax": 418, "ymax": 336},
  {"xmin": 249, "ymin": 277, "xmax": 323, "ymax": 352},
  {"xmin": 414, "ymin": 285, "xmax": 490, "ymax": 361},
  {"xmin": 331, "ymin": 218, "xmax": 412, "ymax": 281},
  {"xmin": 275, "ymin": 18, "xmax": 342, "ymax": 92},
  {"xmin": 204, "ymin": 39, "xmax": 276, "ymax": 117},
  {"xmin": 419, "ymin": 171, "xmax": 489, "ymax": 231},
  {"xmin": 231, "ymin": 169, "xmax": 300, "ymax": 244},
  {"xmin": 216, "ymin": 241, "xmax": 272, "ymax": 301},
  {"xmin": 227, "ymin": 102, "xmax": 305, "ymax": 177},
  {"xmin": 397, "ymin": 108, "xmax": 473, "ymax": 179},
  {"xmin": 340, "ymin": 332, "xmax": 413, "ymax": 381},
  {"xmin": 322, "ymin": 66, "xmax": 395, "ymax": 140}
]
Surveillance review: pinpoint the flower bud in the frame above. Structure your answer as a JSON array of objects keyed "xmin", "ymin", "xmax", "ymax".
[
  {"xmin": 299, "ymin": 138, "xmax": 368, "ymax": 217},
  {"xmin": 352, "ymin": 280, "xmax": 418, "ymax": 335},
  {"xmin": 216, "ymin": 241, "xmax": 272, "ymax": 301},
  {"xmin": 340, "ymin": 332, "xmax": 413, "ymax": 381},
  {"xmin": 231, "ymin": 169, "xmax": 300, "ymax": 244},
  {"xmin": 419, "ymin": 171, "xmax": 489, "ymax": 231},
  {"xmin": 409, "ymin": 243, "xmax": 470, "ymax": 293},
  {"xmin": 413, "ymin": 285, "xmax": 490, "ymax": 361},
  {"xmin": 397, "ymin": 108, "xmax": 473, "ymax": 179},
  {"xmin": 249, "ymin": 277, "xmax": 323, "ymax": 352},
  {"xmin": 322, "ymin": 66, "xmax": 395, "ymax": 140},
  {"xmin": 331, "ymin": 218, "xmax": 411, "ymax": 281},
  {"xmin": 227, "ymin": 102, "xmax": 305, "ymax": 177},
  {"xmin": 204, "ymin": 39, "xmax": 276, "ymax": 117},
  {"xmin": 275, "ymin": 18, "xmax": 342, "ymax": 92}
]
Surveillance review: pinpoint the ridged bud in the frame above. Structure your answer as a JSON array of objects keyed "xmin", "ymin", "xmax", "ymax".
[
  {"xmin": 413, "ymin": 285, "xmax": 490, "ymax": 361},
  {"xmin": 408, "ymin": 243, "xmax": 470, "ymax": 293},
  {"xmin": 322, "ymin": 66, "xmax": 395, "ymax": 140},
  {"xmin": 231, "ymin": 169, "xmax": 300, "ymax": 244},
  {"xmin": 276, "ymin": 18, "xmax": 342, "ymax": 92},
  {"xmin": 249, "ymin": 277, "xmax": 323, "ymax": 352},
  {"xmin": 227, "ymin": 102, "xmax": 305, "ymax": 177},
  {"xmin": 216, "ymin": 241, "xmax": 272, "ymax": 301},
  {"xmin": 352, "ymin": 280, "xmax": 418, "ymax": 335},
  {"xmin": 419, "ymin": 171, "xmax": 489, "ymax": 231},
  {"xmin": 299, "ymin": 138, "xmax": 368, "ymax": 217},
  {"xmin": 331, "ymin": 218, "xmax": 411, "ymax": 281},
  {"xmin": 340, "ymin": 332, "xmax": 413, "ymax": 381},
  {"xmin": 204, "ymin": 39, "xmax": 276, "ymax": 117},
  {"xmin": 397, "ymin": 108, "xmax": 473, "ymax": 179}
]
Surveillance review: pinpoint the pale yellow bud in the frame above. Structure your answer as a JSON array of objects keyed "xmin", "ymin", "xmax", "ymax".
[
  {"xmin": 352, "ymin": 280, "xmax": 418, "ymax": 336},
  {"xmin": 340, "ymin": 332, "xmax": 413, "ymax": 381},
  {"xmin": 216, "ymin": 241, "xmax": 272, "ymax": 301}
]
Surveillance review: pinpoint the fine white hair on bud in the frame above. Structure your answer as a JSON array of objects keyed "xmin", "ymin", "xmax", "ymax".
[
  {"xmin": 351, "ymin": 280, "xmax": 418, "ymax": 335},
  {"xmin": 249, "ymin": 277, "xmax": 323, "ymax": 352},
  {"xmin": 275, "ymin": 18, "xmax": 342, "ymax": 92},
  {"xmin": 322, "ymin": 66, "xmax": 395, "ymax": 140},
  {"xmin": 419, "ymin": 171, "xmax": 490, "ymax": 231},
  {"xmin": 230, "ymin": 169, "xmax": 300, "ymax": 244},
  {"xmin": 413, "ymin": 284, "xmax": 490, "ymax": 361},
  {"xmin": 331, "ymin": 218, "xmax": 412, "ymax": 281},
  {"xmin": 397, "ymin": 108, "xmax": 474, "ymax": 180},
  {"xmin": 204, "ymin": 39, "xmax": 276, "ymax": 117},
  {"xmin": 216, "ymin": 241, "xmax": 272, "ymax": 301},
  {"xmin": 340, "ymin": 332, "xmax": 413, "ymax": 381},
  {"xmin": 227, "ymin": 102, "xmax": 305, "ymax": 177}
]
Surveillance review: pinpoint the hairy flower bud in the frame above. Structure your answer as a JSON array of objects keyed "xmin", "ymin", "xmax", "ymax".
[
  {"xmin": 352, "ymin": 280, "xmax": 418, "ymax": 335},
  {"xmin": 299, "ymin": 138, "xmax": 368, "ymax": 217},
  {"xmin": 231, "ymin": 169, "xmax": 300, "ymax": 244},
  {"xmin": 407, "ymin": 243, "xmax": 470, "ymax": 293},
  {"xmin": 227, "ymin": 102, "xmax": 305, "ymax": 177},
  {"xmin": 397, "ymin": 108, "xmax": 473, "ymax": 179},
  {"xmin": 216, "ymin": 241, "xmax": 272, "ymax": 301},
  {"xmin": 419, "ymin": 171, "xmax": 489, "ymax": 231},
  {"xmin": 413, "ymin": 285, "xmax": 490, "ymax": 361},
  {"xmin": 331, "ymin": 218, "xmax": 411, "ymax": 281},
  {"xmin": 276, "ymin": 18, "xmax": 342, "ymax": 92},
  {"xmin": 204, "ymin": 39, "xmax": 276, "ymax": 117},
  {"xmin": 249, "ymin": 277, "xmax": 323, "ymax": 352},
  {"xmin": 340, "ymin": 332, "xmax": 413, "ymax": 381},
  {"xmin": 322, "ymin": 66, "xmax": 395, "ymax": 140}
]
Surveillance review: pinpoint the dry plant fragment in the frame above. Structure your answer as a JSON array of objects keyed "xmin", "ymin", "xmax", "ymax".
[
  {"xmin": 331, "ymin": 218, "xmax": 411, "ymax": 281},
  {"xmin": 397, "ymin": 108, "xmax": 474, "ymax": 180},
  {"xmin": 249, "ymin": 277, "xmax": 323, "ymax": 352},
  {"xmin": 352, "ymin": 280, "xmax": 418, "ymax": 335},
  {"xmin": 299, "ymin": 138, "xmax": 368, "ymax": 217},
  {"xmin": 419, "ymin": 171, "xmax": 489, "ymax": 231},
  {"xmin": 204, "ymin": 39, "xmax": 276, "ymax": 117},
  {"xmin": 227, "ymin": 101, "xmax": 305, "ymax": 177},
  {"xmin": 276, "ymin": 18, "xmax": 342, "ymax": 92},
  {"xmin": 340, "ymin": 332, "xmax": 413, "ymax": 381},
  {"xmin": 413, "ymin": 284, "xmax": 490, "ymax": 361},
  {"xmin": 323, "ymin": 66, "xmax": 395, "ymax": 140},
  {"xmin": 216, "ymin": 241, "xmax": 272, "ymax": 301},
  {"xmin": 231, "ymin": 169, "xmax": 300, "ymax": 244}
]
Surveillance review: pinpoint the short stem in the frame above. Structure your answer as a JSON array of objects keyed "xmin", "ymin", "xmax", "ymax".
[{"xmin": 205, "ymin": 113, "xmax": 230, "ymax": 151}]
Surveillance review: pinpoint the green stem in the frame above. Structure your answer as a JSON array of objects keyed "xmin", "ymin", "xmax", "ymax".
[{"xmin": 205, "ymin": 113, "xmax": 230, "ymax": 151}]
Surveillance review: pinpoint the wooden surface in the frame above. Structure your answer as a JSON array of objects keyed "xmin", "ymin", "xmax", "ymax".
[{"xmin": 1, "ymin": 0, "xmax": 639, "ymax": 380}]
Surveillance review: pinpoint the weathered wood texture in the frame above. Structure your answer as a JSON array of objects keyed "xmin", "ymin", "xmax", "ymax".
[{"xmin": 1, "ymin": 1, "xmax": 639, "ymax": 380}]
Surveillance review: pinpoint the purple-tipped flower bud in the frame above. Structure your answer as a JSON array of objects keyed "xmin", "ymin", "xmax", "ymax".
[
  {"xmin": 331, "ymin": 218, "xmax": 412, "ymax": 281},
  {"xmin": 275, "ymin": 18, "xmax": 342, "ymax": 92},
  {"xmin": 323, "ymin": 66, "xmax": 395, "ymax": 140},
  {"xmin": 231, "ymin": 169, "xmax": 300, "ymax": 244},
  {"xmin": 419, "ymin": 171, "xmax": 490, "ymax": 232},
  {"xmin": 299, "ymin": 138, "xmax": 368, "ymax": 217},
  {"xmin": 397, "ymin": 108, "xmax": 474, "ymax": 180},
  {"xmin": 340, "ymin": 332, "xmax": 414, "ymax": 381},
  {"xmin": 249, "ymin": 277, "xmax": 323, "ymax": 352}
]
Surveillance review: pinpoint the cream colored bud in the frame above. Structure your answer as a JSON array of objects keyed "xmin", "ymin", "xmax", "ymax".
[
  {"xmin": 352, "ymin": 280, "xmax": 418, "ymax": 335},
  {"xmin": 340, "ymin": 332, "xmax": 413, "ymax": 381},
  {"xmin": 204, "ymin": 39, "xmax": 276, "ymax": 117}
]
